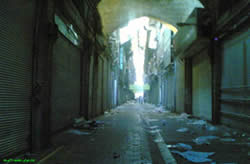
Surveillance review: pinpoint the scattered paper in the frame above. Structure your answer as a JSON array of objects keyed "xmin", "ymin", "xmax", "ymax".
[
  {"xmin": 193, "ymin": 136, "xmax": 219, "ymax": 145},
  {"xmin": 220, "ymin": 138, "xmax": 236, "ymax": 142},
  {"xmin": 167, "ymin": 143, "xmax": 192, "ymax": 150},
  {"xmin": 206, "ymin": 125, "xmax": 217, "ymax": 131},
  {"xmin": 171, "ymin": 150, "xmax": 215, "ymax": 163},
  {"xmin": 149, "ymin": 126, "xmax": 159, "ymax": 129},
  {"xmin": 67, "ymin": 129, "xmax": 90, "ymax": 135},
  {"xmin": 189, "ymin": 120, "xmax": 207, "ymax": 126},
  {"xmin": 223, "ymin": 132, "xmax": 232, "ymax": 137},
  {"xmin": 176, "ymin": 128, "xmax": 189, "ymax": 132}
]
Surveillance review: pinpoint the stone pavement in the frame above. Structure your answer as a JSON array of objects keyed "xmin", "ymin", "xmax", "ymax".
[
  {"xmin": 36, "ymin": 103, "xmax": 249, "ymax": 164},
  {"xmin": 140, "ymin": 103, "xmax": 250, "ymax": 164}
]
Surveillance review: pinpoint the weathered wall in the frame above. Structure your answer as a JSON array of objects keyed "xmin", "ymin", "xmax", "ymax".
[
  {"xmin": 149, "ymin": 77, "xmax": 160, "ymax": 105},
  {"xmin": 220, "ymin": 29, "xmax": 250, "ymax": 131},
  {"xmin": 192, "ymin": 49, "xmax": 212, "ymax": 121},
  {"xmin": 175, "ymin": 58, "xmax": 185, "ymax": 113},
  {"xmin": 51, "ymin": 34, "xmax": 81, "ymax": 132},
  {"xmin": 88, "ymin": 55, "xmax": 94, "ymax": 119},
  {"xmin": 166, "ymin": 71, "xmax": 175, "ymax": 111},
  {"xmin": 96, "ymin": 56, "xmax": 103, "ymax": 116}
]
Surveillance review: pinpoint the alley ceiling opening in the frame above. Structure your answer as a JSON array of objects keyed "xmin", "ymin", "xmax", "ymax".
[{"xmin": 97, "ymin": 0, "xmax": 204, "ymax": 35}]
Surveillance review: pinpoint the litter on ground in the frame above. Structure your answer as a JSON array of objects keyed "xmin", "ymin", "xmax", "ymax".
[
  {"xmin": 193, "ymin": 136, "xmax": 219, "ymax": 145},
  {"xmin": 176, "ymin": 128, "xmax": 189, "ymax": 132},
  {"xmin": 179, "ymin": 113, "xmax": 190, "ymax": 119},
  {"xmin": 171, "ymin": 150, "xmax": 215, "ymax": 163},
  {"xmin": 223, "ymin": 132, "xmax": 232, "ymax": 137},
  {"xmin": 67, "ymin": 129, "xmax": 90, "ymax": 135},
  {"xmin": 188, "ymin": 120, "xmax": 207, "ymax": 126},
  {"xmin": 220, "ymin": 138, "xmax": 236, "ymax": 142},
  {"xmin": 148, "ymin": 119, "xmax": 159, "ymax": 122},
  {"xmin": 149, "ymin": 129, "xmax": 161, "ymax": 134},
  {"xmin": 149, "ymin": 125, "xmax": 159, "ymax": 129},
  {"xmin": 154, "ymin": 138, "xmax": 163, "ymax": 143},
  {"xmin": 206, "ymin": 125, "xmax": 217, "ymax": 131},
  {"xmin": 167, "ymin": 143, "xmax": 192, "ymax": 150},
  {"xmin": 161, "ymin": 120, "xmax": 167, "ymax": 126}
]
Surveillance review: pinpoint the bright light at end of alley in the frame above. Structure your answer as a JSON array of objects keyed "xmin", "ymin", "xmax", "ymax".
[{"xmin": 120, "ymin": 17, "xmax": 150, "ymax": 98}]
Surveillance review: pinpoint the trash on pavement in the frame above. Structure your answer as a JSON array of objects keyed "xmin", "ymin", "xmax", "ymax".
[
  {"xmin": 155, "ymin": 106, "xmax": 170, "ymax": 113},
  {"xmin": 171, "ymin": 150, "xmax": 215, "ymax": 163},
  {"xmin": 179, "ymin": 113, "xmax": 190, "ymax": 119},
  {"xmin": 175, "ymin": 143, "xmax": 192, "ymax": 150},
  {"xmin": 149, "ymin": 125, "xmax": 159, "ymax": 129},
  {"xmin": 167, "ymin": 145, "xmax": 177, "ymax": 148},
  {"xmin": 176, "ymin": 128, "xmax": 189, "ymax": 132},
  {"xmin": 206, "ymin": 125, "xmax": 217, "ymax": 131},
  {"xmin": 193, "ymin": 136, "xmax": 219, "ymax": 145},
  {"xmin": 223, "ymin": 132, "xmax": 232, "ymax": 137},
  {"xmin": 95, "ymin": 120, "xmax": 105, "ymax": 125},
  {"xmin": 233, "ymin": 131, "xmax": 238, "ymax": 135},
  {"xmin": 73, "ymin": 119, "xmax": 105, "ymax": 130},
  {"xmin": 73, "ymin": 117, "xmax": 86, "ymax": 127},
  {"xmin": 154, "ymin": 138, "xmax": 164, "ymax": 143},
  {"xmin": 113, "ymin": 152, "xmax": 120, "ymax": 159},
  {"xmin": 241, "ymin": 133, "xmax": 246, "ymax": 137},
  {"xmin": 86, "ymin": 120, "xmax": 104, "ymax": 127},
  {"xmin": 167, "ymin": 143, "xmax": 192, "ymax": 150},
  {"xmin": 188, "ymin": 120, "xmax": 207, "ymax": 126},
  {"xmin": 149, "ymin": 129, "xmax": 161, "ymax": 134},
  {"xmin": 220, "ymin": 138, "xmax": 236, "ymax": 142},
  {"xmin": 148, "ymin": 119, "xmax": 159, "ymax": 122},
  {"xmin": 161, "ymin": 120, "xmax": 167, "ymax": 126},
  {"xmin": 67, "ymin": 129, "xmax": 90, "ymax": 135}
]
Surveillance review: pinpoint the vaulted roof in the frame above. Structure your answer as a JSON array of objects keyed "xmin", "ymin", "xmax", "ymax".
[{"xmin": 98, "ymin": 0, "xmax": 204, "ymax": 35}]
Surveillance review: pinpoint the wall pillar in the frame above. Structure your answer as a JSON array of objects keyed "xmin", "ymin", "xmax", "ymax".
[
  {"xmin": 31, "ymin": 0, "xmax": 56, "ymax": 152},
  {"xmin": 184, "ymin": 58, "xmax": 192, "ymax": 114}
]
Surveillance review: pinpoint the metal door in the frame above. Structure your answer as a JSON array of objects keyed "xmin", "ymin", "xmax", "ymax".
[
  {"xmin": 192, "ymin": 50, "xmax": 212, "ymax": 120},
  {"xmin": 51, "ymin": 33, "xmax": 81, "ymax": 133},
  {"xmin": 0, "ymin": 0, "xmax": 35, "ymax": 158},
  {"xmin": 220, "ymin": 29, "xmax": 250, "ymax": 131}
]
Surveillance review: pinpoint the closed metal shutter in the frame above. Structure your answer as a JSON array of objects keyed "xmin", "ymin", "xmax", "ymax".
[
  {"xmin": 51, "ymin": 34, "xmax": 81, "ymax": 133},
  {"xmin": 166, "ymin": 71, "xmax": 175, "ymax": 111},
  {"xmin": 192, "ymin": 50, "xmax": 212, "ymax": 121},
  {"xmin": 0, "ymin": 1, "xmax": 35, "ymax": 158},
  {"xmin": 220, "ymin": 29, "xmax": 250, "ymax": 131},
  {"xmin": 97, "ymin": 57, "xmax": 103, "ymax": 116}
]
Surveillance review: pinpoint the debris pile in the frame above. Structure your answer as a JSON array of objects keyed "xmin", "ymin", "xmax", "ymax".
[
  {"xmin": 73, "ymin": 117, "xmax": 105, "ymax": 130},
  {"xmin": 155, "ymin": 106, "xmax": 169, "ymax": 113}
]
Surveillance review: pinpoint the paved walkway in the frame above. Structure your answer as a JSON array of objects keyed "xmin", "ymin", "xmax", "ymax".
[{"xmin": 37, "ymin": 103, "xmax": 249, "ymax": 164}]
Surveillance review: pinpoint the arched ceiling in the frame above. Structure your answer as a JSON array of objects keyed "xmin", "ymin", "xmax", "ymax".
[{"xmin": 98, "ymin": 0, "xmax": 204, "ymax": 35}]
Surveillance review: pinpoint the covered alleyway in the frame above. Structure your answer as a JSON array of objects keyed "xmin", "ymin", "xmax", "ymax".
[
  {"xmin": 35, "ymin": 103, "xmax": 249, "ymax": 163},
  {"xmin": 0, "ymin": 0, "xmax": 249, "ymax": 163}
]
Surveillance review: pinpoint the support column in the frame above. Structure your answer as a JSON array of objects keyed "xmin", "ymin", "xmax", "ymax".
[
  {"xmin": 31, "ymin": 0, "xmax": 56, "ymax": 152},
  {"xmin": 184, "ymin": 59, "xmax": 192, "ymax": 114}
]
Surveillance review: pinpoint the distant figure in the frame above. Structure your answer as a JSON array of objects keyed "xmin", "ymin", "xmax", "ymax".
[{"xmin": 138, "ymin": 96, "xmax": 144, "ymax": 104}]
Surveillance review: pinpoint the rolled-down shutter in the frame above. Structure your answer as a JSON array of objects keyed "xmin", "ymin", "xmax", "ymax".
[
  {"xmin": 192, "ymin": 50, "xmax": 212, "ymax": 121},
  {"xmin": 220, "ymin": 30, "xmax": 250, "ymax": 131},
  {"xmin": 51, "ymin": 33, "xmax": 81, "ymax": 133},
  {"xmin": 0, "ymin": 1, "xmax": 35, "ymax": 158}
]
